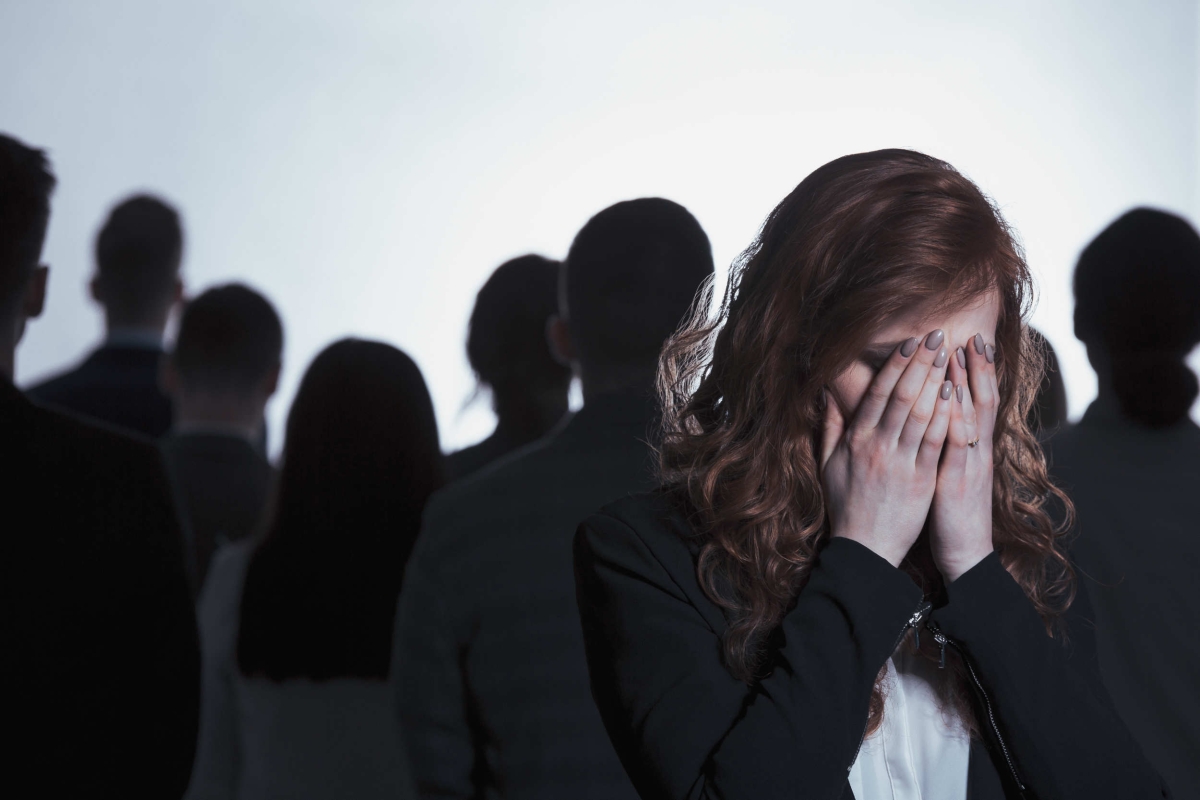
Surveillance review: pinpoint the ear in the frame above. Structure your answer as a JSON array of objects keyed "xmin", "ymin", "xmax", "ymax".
[
  {"xmin": 22, "ymin": 265, "xmax": 48, "ymax": 320},
  {"xmin": 546, "ymin": 314, "xmax": 575, "ymax": 367},
  {"xmin": 262, "ymin": 362, "xmax": 281, "ymax": 399},
  {"xmin": 171, "ymin": 276, "xmax": 184, "ymax": 306},
  {"xmin": 160, "ymin": 354, "xmax": 180, "ymax": 396},
  {"xmin": 89, "ymin": 274, "xmax": 103, "ymax": 305}
]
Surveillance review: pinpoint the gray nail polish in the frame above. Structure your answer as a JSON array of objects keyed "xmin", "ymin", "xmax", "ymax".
[
  {"xmin": 940, "ymin": 381, "xmax": 952, "ymax": 400},
  {"xmin": 925, "ymin": 329, "xmax": 945, "ymax": 350},
  {"xmin": 956, "ymin": 347, "xmax": 966, "ymax": 369},
  {"xmin": 933, "ymin": 347, "xmax": 948, "ymax": 368},
  {"xmin": 956, "ymin": 385, "xmax": 964, "ymax": 402},
  {"xmin": 985, "ymin": 343, "xmax": 995, "ymax": 364},
  {"xmin": 974, "ymin": 333, "xmax": 985, "ymax": 354},
  {"xmin": 900, "ymin": 337, "xmax": 918, "ymax": 357}
]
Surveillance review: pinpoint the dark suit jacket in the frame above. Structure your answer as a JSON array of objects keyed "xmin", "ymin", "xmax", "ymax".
[
  {"xmin": 392, "ymin": 393, "xmax": 653, "ymax": 800},
  {"xmin": 0, "ymin": 376, "xmax": 200, "ymax": 798},
  {"xmin": 161, "ymin": 432, "xmax": 274, "ymax": 594},
  {"xmin": 575, "ymin": 491, "xmax": 1167, "ymax": 800},
  {"xmin": 28, "ymin": 344, "xmax": 173, "ymax": 437}
]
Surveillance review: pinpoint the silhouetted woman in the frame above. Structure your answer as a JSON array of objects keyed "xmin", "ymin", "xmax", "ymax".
[
  {"xmin": 446, "ymin": 254, "xmax": 571, "ymax": 481},
  {"xmin": 1049, "ymin": 208, "xmax": 1200, "ymax": 797},
  {"xmin": 574, "ymin": 151, "xmax": 1166, "ymax": 800},
  {"xmin": 187, "ymin": 339, "xmax": 443, "ymax": 800}
]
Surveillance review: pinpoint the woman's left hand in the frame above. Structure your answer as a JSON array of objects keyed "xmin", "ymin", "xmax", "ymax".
[{"xmin": 930, "ymin": 333, "xmax": 997, "ymax": 582}]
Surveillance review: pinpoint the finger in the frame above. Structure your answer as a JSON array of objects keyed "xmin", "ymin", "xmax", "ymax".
[
  {"xmin": 898, "ymin": 354, "xmax": 950, "ymax": 454},
  {"xmin": 821, "ymin": 389, "xmax": 845, "ymax": 470},
  {"xmin": 916, "ymin": 379, "xmax": 953, "ymax": 471},
  {"xmin": 968, "ymin": 333, "xmax": 996, "ymax": 442},
  {"xmin": 853, "ymin": 336, "xmax": 922, "ymax": 430},
  {"xmin": 879, "ymin": 329, "xmax": 947, "ymax": 438},
  {"xmin": 946, "ymin": 375, "xmax": 979, "ymax": 459}
]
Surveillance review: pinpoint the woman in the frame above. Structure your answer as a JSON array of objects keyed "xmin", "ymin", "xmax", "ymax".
[
  {"xmin": 187, "ymin": 339, "xmax": 443, "ymax": 800},
  {"xmin": 1049, "ymin": 208, "xmax": 1200, "ymax": 796},
  {"xmin": 574, "ymin": 151, "xmax": 1166, "ymax": 800}
]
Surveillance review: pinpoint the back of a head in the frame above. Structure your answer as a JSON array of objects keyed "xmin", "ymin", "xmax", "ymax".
[
  {"xmin": 95, "ymin": 194, "xmax": 183, "ymax": 323},
  {"xmin": 0, "ymin": 134, "xmax": 55, "ymax": 323},
  {"xmin": 467, "ymin": 254, "xmax": 570, "ymax": 397},
  {"xmin": 565, "ymin": 198, "xmax": 714, "ymax": 380},
  {"xmin": 1075, "ymin": 208, "xmax": 1200, "ymax": 427},
  {"xmin": 173, "ymin": 283, "xmax": 283, "ymax": 396},
  {"xmin": 238, "ymin": 338, "xmax": 444, "ymax": 681}
]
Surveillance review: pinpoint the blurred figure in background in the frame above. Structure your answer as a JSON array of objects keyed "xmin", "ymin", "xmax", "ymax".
[
  {"xmin": 161, "ymin": 283, "xmax": 282, "ymax": 594},
  {"xmin": 1049, "ymin": 208, "xmax": 1200, "ymax": 798},
  {"xmin": 1, "ymin": 133, "xmax": 199, "ymax": 798},
  {"xmin": 447, "ymin": 254, "xmax": 571, "ymax": 481},
  {"xmin": 187, "ymin": 339, "xmax": 439, "ymax": 800},
  {"xmin": 1027, "ymin": 327, "xmax": 1068, "ymax": 438},
  {"xmin": 393, "ymin": 198, "xmax": 713, "ymax": 800},
  {"xmin": 28, "ymin": 193, "xmax": 183, "ymax": 437}
]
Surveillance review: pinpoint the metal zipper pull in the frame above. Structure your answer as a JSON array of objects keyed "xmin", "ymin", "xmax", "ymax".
[{"xmin": 931, "ymin": 629, "xmax": 947, "ymax": 669}]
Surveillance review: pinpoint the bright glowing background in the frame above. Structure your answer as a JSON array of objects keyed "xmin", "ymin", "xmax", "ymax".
[{"xmin": 3, "ymin": 0, "xmax": 1198, "ymax": 455}]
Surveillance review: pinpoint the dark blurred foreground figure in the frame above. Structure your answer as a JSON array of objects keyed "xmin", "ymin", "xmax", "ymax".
[
  {"xmin": 446, "ymin": 254, "xmax": 571, "ymax": 481},
  {"xmin": 161, "ymin": 283, "xmax": 282, "ymax": 594},
  {"xmin": 28, "ymin": 192, "xmax": 184, "ymax": 436},
  {"xmin": 1026, "ymin": 327, "xmax": 1068, "ymax": 437},
  {"xmin": 187, "ymin": 339, "xmax": 439, "ymax": 800},
  {"xmin": 393, "ymin": 199, "xmax": 714, "ymax": 800},
  {"xmin": 1049, "ymin": 207, "xmax": 1200, "ymax": 798},
  {"xmin": 0, "ymin": 133, "xmax": 199, "ymax": 797}
]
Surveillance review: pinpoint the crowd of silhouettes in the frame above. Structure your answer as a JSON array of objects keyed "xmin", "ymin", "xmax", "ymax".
[{"xmin": 1, "ymin": 126, "xmax": 1198, "ymax": 800}]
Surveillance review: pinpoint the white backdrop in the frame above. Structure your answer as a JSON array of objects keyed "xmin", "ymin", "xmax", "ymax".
[{"xmin": 3, "ymin": 0, "xmax": 1198, "ymax": 455}]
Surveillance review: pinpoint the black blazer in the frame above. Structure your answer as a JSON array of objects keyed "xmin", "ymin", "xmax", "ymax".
[
  {"xmin": 28, "ymin": 344, "xmax": 172, "ymax": 437},
  {"xmin": 574, "ymin": 490, "xmax": 1168, "ymax": 800},
  {"xmin": 0, "ymin": 377, "xmax": 200, "ymax": 798},
  {"xmin": 161, "ymin": 432, "xmax": 274, "ymax": 594}
]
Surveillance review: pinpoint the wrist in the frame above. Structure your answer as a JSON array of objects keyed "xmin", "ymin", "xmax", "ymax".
[{"xmin": 937, "ymin": 545, "xmax": 994, "ymax": 583}]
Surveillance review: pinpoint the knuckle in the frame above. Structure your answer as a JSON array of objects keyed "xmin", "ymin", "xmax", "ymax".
[{"xmin": 908, "ymin": 408, "xmax": 932, "ymax": 427}]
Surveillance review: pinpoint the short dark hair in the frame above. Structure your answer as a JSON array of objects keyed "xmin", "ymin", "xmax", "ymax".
[
  {"xmin": 564, "ymin": 198, "xmax": 714, "ymax": 374},
  {"xmin": 0, "ymin": 133, "xmax": 55, "ymax": 314},
  {"xmin": 1075, "ymin": 207, "xmax": 1200, "ymax": 426},
  {"xmin": 467, "ymin": 254, "xmax": 570, "ymax": 395},
  {"xmin": 173, "ymin": 283, "xmax": 283, "ymax": 395},
  {"xmin": 95, "ymin": 194, "xmax": 183, "ymax": 318}
]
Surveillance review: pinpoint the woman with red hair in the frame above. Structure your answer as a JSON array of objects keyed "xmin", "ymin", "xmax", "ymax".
[{"xmin": 574, "ymin": 150, "xmax": 1166, "ymax": 799}]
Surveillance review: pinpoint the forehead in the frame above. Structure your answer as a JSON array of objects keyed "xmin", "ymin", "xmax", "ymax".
[{"xmin": 869, "ymin": 292, "xmax": 1001, "ymax": 345}]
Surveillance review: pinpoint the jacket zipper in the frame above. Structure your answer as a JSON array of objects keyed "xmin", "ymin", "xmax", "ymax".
[
  {"xmin": 925, "ymin": 621, "xmax": 1027, "ymax": 796},
  {"xmin": 846, "ymin": 599, "xmax": 933, "ymax": 772}
]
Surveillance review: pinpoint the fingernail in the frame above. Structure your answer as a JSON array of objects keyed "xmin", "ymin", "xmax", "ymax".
[
  {"xmin": 956, "ymin": 384, "xmax": 964, "ymax": 402},
  {"xmin": 974, "ymin": 333, "xmax": 985, "ymax": 354},
  {"xmin": 956, "ymin": 347, "xmax": 966, "ymax": 369},
  {"xmin": 985, "ymin": 343, "xmax": 995, "ymax": 364},
  {"xmin": 925, "ymin": 329, "xmax": 945, "ymax": 350},
  {"xmin": 900, "ymin": 337, "xmax": 918, "ymax": 357},
  {"xmin": 941, "ymin": 381, "xmax": 952, "ymax": 400},
  {"xmin": 933, "ymin": 347, "xmax": 948, "ymax": 368}
]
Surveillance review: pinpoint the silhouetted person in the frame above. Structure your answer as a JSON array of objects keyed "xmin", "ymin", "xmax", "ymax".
[
  {"xmin": 1049, "ymin": 207, "xmax": 1200, "ymax": 798},
  {"xmin": 1027, "ymin": 327, "xmax": 1068, "ymax": 437},
  {"xmin": 188, "ymin": 339, "xmax": 439, "ymax": 800},
  {"xmin": 446, "ymin": 254, "xmax": 571, "ymax": 481},
  {"xmin": 28, "ymin": 193, "xmax": 184, "ymax": 436},
  {"xmin": 161, "ymin": 283, "xmax": 282, "ymax": 594},
  {"xmin": 0, "ymin": 134, "xmax": 199, "ymax": 797},
  {"xmin": 392, "ymin": 198, "xmax": 714, "ymax": 800}
]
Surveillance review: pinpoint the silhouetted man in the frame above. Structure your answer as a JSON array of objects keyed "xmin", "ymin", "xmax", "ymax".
[
  {"xmin": 446, "ymin": 254, "xmax": 571, "ymax": 481},
  {"xmin": 392, "ymin": 198, "xmax": 714, "ymax": 800},
  {"xmin": 29, "ymin": 193, "xmax": 184, "ymax": 436},
  {"xmin": 161, "ymin": 283, "xmax": 282, "ymax": 594},
  {"xmin": 0, "ymin": 134, "xmax": 199, "ymax": 797}
]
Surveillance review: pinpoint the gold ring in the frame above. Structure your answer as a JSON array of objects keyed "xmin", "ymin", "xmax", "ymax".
[{"xmin": 967, "ymin": 438, "xmax": 980, "ymax": 448}]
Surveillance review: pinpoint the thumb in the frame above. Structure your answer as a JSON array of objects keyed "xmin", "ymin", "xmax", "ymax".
[{"xmin": 821, "ymin": 389, "xmax": 846, "ymax": 470}]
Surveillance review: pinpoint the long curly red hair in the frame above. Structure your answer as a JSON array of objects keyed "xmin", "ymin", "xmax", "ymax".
[{"xmin": 657, "ymin": 149, "xmax": 1075, "ymax": 727}]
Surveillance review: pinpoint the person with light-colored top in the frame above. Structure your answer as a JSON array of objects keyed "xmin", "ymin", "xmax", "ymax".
[{"xmin": 187, "ymin": 338, "xmax": 442, "ymax": 800}]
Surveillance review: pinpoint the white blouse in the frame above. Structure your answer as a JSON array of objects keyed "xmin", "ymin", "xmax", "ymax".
[{"xmin": 848, "ymin": 643, "xmax": 970, "ymax": 800}]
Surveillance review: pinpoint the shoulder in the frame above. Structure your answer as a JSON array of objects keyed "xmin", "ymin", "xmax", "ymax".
[
  {"xmin": 576, "ymin": 490, "xmax": 702, "ymax": 584},
  {"xmin": 27, "ymin": 400, "xmax": 162, "ymax": 480}
]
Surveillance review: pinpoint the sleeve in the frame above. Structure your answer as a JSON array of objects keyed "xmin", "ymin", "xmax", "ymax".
[
  {"xmin": 185, "ymin": 548, "xmax": 248, "ymax": 800},
  {"xmin": 930, "ymin": 553, "xmax": 1170, "ymax": 799},
  {"xmin": 391, "ymin": 537, "xmax": 481, "ymax": 800},
  {"xmin": 574, "ymin": 511, "xmax": 926, "ymax": 800}
]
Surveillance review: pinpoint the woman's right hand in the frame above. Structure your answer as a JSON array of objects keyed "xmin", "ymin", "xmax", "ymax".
[{"xmin": 820, "ymin": 330, "xmax": 953, "ymax": 566}]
